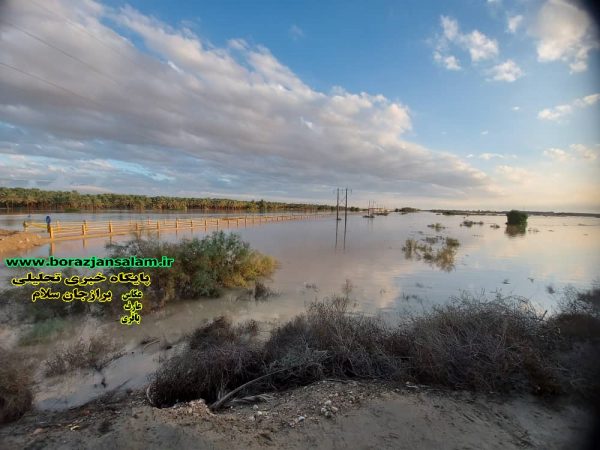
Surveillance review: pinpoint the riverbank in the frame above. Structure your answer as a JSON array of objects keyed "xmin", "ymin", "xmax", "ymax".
[
  {"xmin": 0, "ymin": 229, "xmax": 45, "ymax": 255},
  {"xmin": 0, "ymin": 381, "xmax": 595, "ymax": 449}
]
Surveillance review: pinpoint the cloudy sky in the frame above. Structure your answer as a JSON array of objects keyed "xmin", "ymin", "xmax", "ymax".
[{"xmin": 0, "ymin": 0, "xmax": 599, "ymax": 211}]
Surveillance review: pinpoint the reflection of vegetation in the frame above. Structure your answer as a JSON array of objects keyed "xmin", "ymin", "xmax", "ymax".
[
  {"xmin": 0, "ymin": 348, "xmax": 32, "ymax": 424},
  {"xmin": 149, "ymin": 288, "xmax": 600, "ymax": 409},
  {"xmin": 402, "ymin": 237, "xmax": 459, "ymax": 271},
  {"xmin": 506, "ymin": 210, "xmax": 528, "ymax": 226},
  {"xmin": 490, "ymin": 224, "xmax": 501, "ymax": 229},
  {"xmin": 505, "ymin": 224, "xmax": 526, "ymax": 237},
  {"xmin": 427, "ymin": 223, "xmax": 445, "ymax": 231}
]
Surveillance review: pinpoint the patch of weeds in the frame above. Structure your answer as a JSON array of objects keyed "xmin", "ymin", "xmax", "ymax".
[
  {"xmin": 45, "ymin": 334, "xmax": 123, "ymax": 376},
  {"xmin": 461, "ymin": 220, "xmax": 484, "ymax": 227},
  {"xmin": 0, "ymin": 348, "xmax": 33, "ymax": 423},
  {"xmin": 19, "ymin": 318, "xmax": 68, "ymax": 346},
  {"xmin": 427, "ymin": 223, "xmax": 445, "ymax": 231}
]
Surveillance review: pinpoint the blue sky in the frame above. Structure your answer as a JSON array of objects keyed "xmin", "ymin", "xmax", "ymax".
[{"xmin": 0, "ymin": 0, "xmax": 599, "ymax": 210}]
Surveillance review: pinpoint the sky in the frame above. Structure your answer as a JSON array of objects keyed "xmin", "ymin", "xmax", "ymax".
[{"xmin": 0, "ymin": 0, "xmax": 599, "ymax": 212}]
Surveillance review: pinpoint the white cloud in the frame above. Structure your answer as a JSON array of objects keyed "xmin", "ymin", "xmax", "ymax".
[
  {"xmin": 507, "ymin": 15, "xmax": 523, "ymax": 34},
  {"xmin": 512, "ymin": 106, "xmax": 520, "ymax": 111},
  {"xmin": 543, "ymin": 148, "xmax": 572, "ymax": 162},
  {"xmin": 434, "ymin": 16, "xmax": 499, "ymax": 69},
  {"xmin": 488, "ymin": 59, "xmax": 524, "ymax": 82},
  {"xmin": 433, "ymin": 51, "xmax": 461, "ymax": 70},
  {"xmin": 289, "ymin": 24, "xmax": 304, "ymax": 41},
  {"xmin": 538, "ymin": 93, "xmax": 599, "ymax": 121},
  {"xmin": 573, "ymin": 93, "xmax": 600, "ymax": 107},
  {"xmin": 533, "ymin": 0, "xmax": 599, "ymax": 73},
  {"xmin": 478, "ymin": 153, "xmax": 516, "ymax": 160},
  {"xmin": 495, "ymin": 165, "xmax": 533, "ymax": 184},
  {"xmin": 543, "ymin": 144, "xmax": 598, "ymax": 161},
  {"xmin": 0, "ymin": 0, "xmax": 492, "ymax": 202},
  {"xmin": 481, "ymin": 131, "xmax": 489, "ymax": 136}
]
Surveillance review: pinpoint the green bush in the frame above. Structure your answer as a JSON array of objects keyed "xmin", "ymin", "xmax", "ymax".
[
  {"xmin": 108, "ymin": 231, "xmax": 277, "ymax": 307},
  {"xmin": 506, "ymin": 210, "xmax": 528, "ymax": 226}
]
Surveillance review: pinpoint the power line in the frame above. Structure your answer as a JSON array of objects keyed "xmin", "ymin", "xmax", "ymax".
[
  {"xmin": 29, "ymin": 0, "xmax": 132, "ymax": 61},
  {"xmin": 0, "ymin": 61, "xmax": 103, "ymax": 108},
  {"xmin": 0, "ymin": 19, "xmax": 120, "ymax": 86}
]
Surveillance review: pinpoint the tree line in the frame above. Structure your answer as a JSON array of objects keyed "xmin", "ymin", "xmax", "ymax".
[{"xmin": 0, "ymin": 187, "xmax": 340, "ymax": 212}]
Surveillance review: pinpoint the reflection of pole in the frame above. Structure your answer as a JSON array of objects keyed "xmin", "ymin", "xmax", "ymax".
[
  {"xmin": 336, "ymin": 188, "xmax": 340, "ymax": 221},
  {"xmin": 335, "ymin": 217, "xmax": 339, "ymax": 250},
  {"xmin": 344, "ymin": 188, "xmax": 348, "ymax": 225}
]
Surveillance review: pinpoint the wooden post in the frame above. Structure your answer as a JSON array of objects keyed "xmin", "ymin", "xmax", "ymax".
[
  {"xmin": 109, "ymin": 221, "xmax": 113, "ymax": 233},
  {"xmin": 157, "ymin": 221, "xmax": 160, "ymax": 230},
  {"xmin": 135, "ymin": 222, "xmax": 139, "ymax": 232},
  {"xmin": 190, "ymin": 219, "xmax": 194, "ymax": 228},
  {"xmin": 81, "ymin": 224, "xmax": 86, "ymax": 236},
  {"xmin": 175, "ymin": 218, "xmax": 179, "ymax": 229},
  {"xmin": 83, "ymin": 220, "xmax": 87, "ymax": 232},
  {"xmin": 48, "ymin": 225, "xmax": 54, "ymax": 239},
  {"xmin": 216, "ymin": 219, "xmax": 219, "ymax": 229}
]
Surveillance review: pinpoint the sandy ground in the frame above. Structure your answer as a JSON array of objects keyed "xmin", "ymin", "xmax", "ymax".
[
  {"xmin": 0, "ymin": 381, "xmax": 596, "ymax": 450},
  {"xmin": 0, "ymin": 229, "xmax": 45, "ymax": 255}
]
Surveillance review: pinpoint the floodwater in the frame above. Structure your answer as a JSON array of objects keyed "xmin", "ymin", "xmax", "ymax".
[{"xmin": 1, "ymin": 211, "xmax": 599, "ymax": 410}]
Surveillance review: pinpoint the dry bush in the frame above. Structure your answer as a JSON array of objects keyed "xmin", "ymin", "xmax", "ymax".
[
  {"xmin": 45, "ymin": 334, "xmax": 121, "ymax": 376},
  {"xmin": 0, "ymin": 348, "xmax": 33, "ymax": 423},
  {"xmin": 149, "ymin": 289, "xmax": 599, "ymax": 409},
  {"xmin": 149, "ymin": 317, "xmax": 263, "ymax": 407},
  {"xmin": 406, "ymin": 292, "xmax": 560, "ymax": 393}
]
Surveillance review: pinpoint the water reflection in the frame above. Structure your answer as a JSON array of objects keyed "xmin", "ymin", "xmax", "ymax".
[{"xmin": 505, "ymin": 225, "xmax": 527, "ymax": 238}]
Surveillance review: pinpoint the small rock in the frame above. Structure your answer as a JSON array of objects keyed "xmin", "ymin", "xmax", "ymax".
[
  {"xmin": 331, "ymin": 406, "xmax": 338, "ymax": 413},
  {"xmin": 256, "ymin": 411, "xmax": 264, "ymax": 416},
  {"xmin": 297, "ymin": 416, "xmax": 305, "ymax": 422},
  {"xmin": 324, "ymin": 411, "xmax": 332, "ymax": 418},
  {"xmin": 252, "ymin": 404, "xmax": 259, "ymax": 410},
  {"xmin": 249, "ymin": 415, "xmax": 255, "ymax": 421},
  {"xmin": 324, "ymin": 400, "xmax": 332, "ymax": 407}
]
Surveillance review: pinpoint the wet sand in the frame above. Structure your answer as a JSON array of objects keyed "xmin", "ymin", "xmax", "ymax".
[{"xmin": 0, "ymin": 229, "xmax": 45, "ymax": 255}]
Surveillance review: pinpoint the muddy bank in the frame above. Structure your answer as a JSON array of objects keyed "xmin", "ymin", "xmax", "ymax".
[
  {"xmin": 0, "ymin": 229, "xmax": 45, "ymax": 255},
  {"xmin": 0, "ymin": 381, "xmax": 595, "ymax": 450}
]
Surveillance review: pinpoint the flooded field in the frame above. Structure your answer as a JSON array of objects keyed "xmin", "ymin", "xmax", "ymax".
[{"xmin": 1, "ymin": 211, "xmax": 599, "ymax": 410}]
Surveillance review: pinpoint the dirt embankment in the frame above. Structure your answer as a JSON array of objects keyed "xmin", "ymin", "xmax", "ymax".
[
  {"xmin": 0, "ymin": 229, "xmax": 45, "ymax": 255},
  {"xmin": 0, "ymin": 381, "xmax": 595, "ymax": 450}
]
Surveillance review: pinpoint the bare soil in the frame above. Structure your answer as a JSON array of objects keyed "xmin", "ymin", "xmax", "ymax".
[
  {"xmin": 0, "ymin": 381, "xmax": 595, "ymax": 450},
  {"xmin": 0, "ymin": 229, "xmax": 45, "ymax": 255}
]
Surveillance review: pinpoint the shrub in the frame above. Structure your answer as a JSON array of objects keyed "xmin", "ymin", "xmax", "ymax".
[
  {"xmin": 0, "ymin": 348, "xmax": 32, "ymax": 423},
  {"xmin": 107, "ymin": 232, "xmax": 277, "ymax": 308},
  {"xmin": 506, "ymin": 210, "xmax": 528, "ymax": 226},
  {"xmin": 44, "ymin": 335, "xmax": 121, "ymax": 376},
  {"xmin": 149, "ymin": 290, "xmax": 581, "ymax": 409},
  {"xmin": 19, "ymin": 318, "xmax": 68, "ymax": 346}
]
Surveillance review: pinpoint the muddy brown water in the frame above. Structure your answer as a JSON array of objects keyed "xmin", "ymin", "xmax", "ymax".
[{"xmin": 1, "ymin": 211, "xmax": 598, "ymax": 410}]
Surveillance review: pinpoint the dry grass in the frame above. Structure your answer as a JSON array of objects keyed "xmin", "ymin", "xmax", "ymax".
[
  {"xmin": 45, "ymin": 334, "xmax": 122, "ymax": 376},
  {"xmin": 0, "ymin": 348, "xmax": 32, "ymax": 423},
  {"xmin": 148, "ymin": 288, "xmax": 596, "ymax": 409}
]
